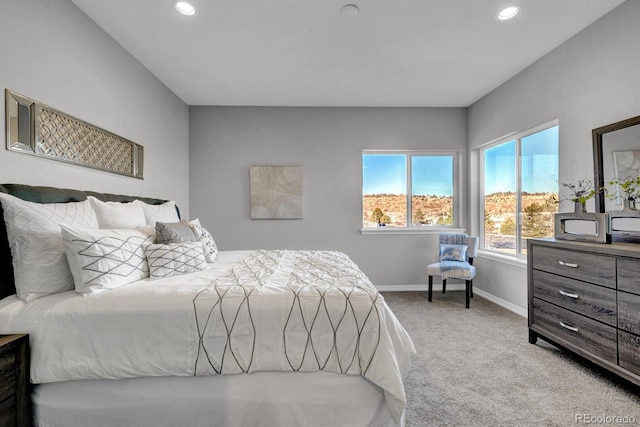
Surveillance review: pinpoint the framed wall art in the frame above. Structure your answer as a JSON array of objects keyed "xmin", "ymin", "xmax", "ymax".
[
  {"xmin": 5, "ymin": 89, "xmax": 144, "ymax": 179},
  {"xmin": 250, "ymin": 166, "xmax": 303, "ymax": 219}
]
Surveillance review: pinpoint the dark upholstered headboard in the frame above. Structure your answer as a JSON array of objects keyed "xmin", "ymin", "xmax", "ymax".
[{"xmin": 0, "ymin": 183, "xmax": 179, "ymax": 300}]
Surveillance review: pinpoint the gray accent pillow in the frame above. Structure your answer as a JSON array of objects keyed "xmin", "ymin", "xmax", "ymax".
[{"xmin": 156, "ymin": 220, "xmax": 198, "ymax": 244}]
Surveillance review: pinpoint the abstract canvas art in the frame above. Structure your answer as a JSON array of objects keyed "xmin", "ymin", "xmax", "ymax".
[{"xmin": 250, "ymin": 166, "xmax": 303, "ymax": 219}]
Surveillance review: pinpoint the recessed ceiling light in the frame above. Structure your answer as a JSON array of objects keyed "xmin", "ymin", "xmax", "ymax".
[
  {"xmin": 175, "ymin": 1, "xmax": 195, "ymax": 16},
  {"xmin": 341, "ymin": 4, "xmax": 359, "ymax": 17},
  {"xmin": 498, "ymin": 5, "xmax": 520, "ymax": 21}
]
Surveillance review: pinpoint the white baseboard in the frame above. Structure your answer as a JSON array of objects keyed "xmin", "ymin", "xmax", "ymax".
[
  {"xmin": 472, "ymin": 288, "xmax": 527, "ymax": 317},
  {"xmin": 375, "ymin": 283, "xmax": 527, "ymax": 318},
  {"xmin": 375, "ymin": 283, "xmax": 464, "ymax": 292}
]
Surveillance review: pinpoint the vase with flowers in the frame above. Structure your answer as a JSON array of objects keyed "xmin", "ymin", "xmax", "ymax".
[
  {"xmin": 606, "ymin": 175, "xmax": 640, "ymax": 243},
  {"xmin": 607, "ymin": 175, "xmax": 640, "ymax": 211},
  {"xmin": 554, "ymin": 178, "xmax": 610, "ymax": 243},
  {"xmin": 558, "ymin": 178, "xmax": 598, "ymax": 213}
]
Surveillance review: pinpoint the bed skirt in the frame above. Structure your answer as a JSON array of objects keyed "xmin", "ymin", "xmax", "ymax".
[{"xmin": 32, "ymin": 371, "xmax": 404, "ymax": 427}]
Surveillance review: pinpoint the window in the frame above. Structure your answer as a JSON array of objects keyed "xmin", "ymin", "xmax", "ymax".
[
  {"xmin": 481, "ymin": 123, "xmax": 559, "ymax": 255},
  {"xmin": 362, "ymin": 151, "xmax": 457, "ymax": 229}
]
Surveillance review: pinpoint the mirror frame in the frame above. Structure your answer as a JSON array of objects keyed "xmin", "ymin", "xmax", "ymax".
[
  {"xmin": 593, "ymin": 115, "xmax": 640, "ymax": 213},
  {"xmin": 5, "ymin": 89, "xmax": 144, "ymax": 179}
]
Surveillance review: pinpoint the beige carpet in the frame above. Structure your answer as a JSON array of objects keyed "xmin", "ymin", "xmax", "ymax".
[{"xmin": 382, "ymin": 291, "xmax": 640, "ymax": 427}]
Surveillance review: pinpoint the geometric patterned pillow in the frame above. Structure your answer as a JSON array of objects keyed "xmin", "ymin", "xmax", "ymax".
[
  {"xmin": 60, "ymin": 225, "xmax": 156, "ymax": 296},
  {"xmin": 145, "ymin": 242, "xmax": 207, "ymax": 279},
  {"xmin": 0, "ymin": 193, "xmax": 99, "ymax": 302},
  {"xmin": 189, "ymin": 218, "xmax": 218, "ymax": 263}
]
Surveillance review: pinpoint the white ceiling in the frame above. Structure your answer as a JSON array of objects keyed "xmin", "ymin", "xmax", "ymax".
[{"xmin": 70, "ymin": 0, "xmax": 625, "ymax": 107}]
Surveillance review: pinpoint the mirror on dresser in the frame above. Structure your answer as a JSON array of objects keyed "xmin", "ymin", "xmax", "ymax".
[{"xmin": 593, "ymin": 115, "xmax": 640, "ymax": 241}]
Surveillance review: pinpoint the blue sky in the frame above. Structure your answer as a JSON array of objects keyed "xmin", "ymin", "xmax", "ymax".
[
  {"xmin": 484, "ymin": 125, "xmax": 559, "ymax": 194},
  {"xmin": 362, "ymin": 154, "xmax": 453, "ymax": 196},
  {"xmin": 363, "ymin": 125, "xmax": 558, "ymax": 196}
]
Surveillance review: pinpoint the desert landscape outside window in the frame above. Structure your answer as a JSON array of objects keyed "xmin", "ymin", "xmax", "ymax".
[
  {"xmin": 482, "ymin": 123, "xmax": 559, "ymax": 255},
  {"xmin": 362, "ymin": 151, "xmax": 456, "ymax": 229}
]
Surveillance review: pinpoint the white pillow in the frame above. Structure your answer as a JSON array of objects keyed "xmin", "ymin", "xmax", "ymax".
[
  {"xmin": 0, "ymin": 193, "xmax": 99, "ymax": 302},
  {"xmin": 133, "ymin": 200, "xmax": 180, "ymax": 227},
  {"xmin": 189, "ymin": 218, "xmax": 218, "ymax": 262},
  {"xmin": 61, "ymin": 225, "xmax": 155, "ymax": 295},
  {"xmin": 87, "ymin": 196, "xmax": 146, "ymax": 229},
  {"xmin": 145, "ymin": 242, "xmax": 207, "ymax": 279}
]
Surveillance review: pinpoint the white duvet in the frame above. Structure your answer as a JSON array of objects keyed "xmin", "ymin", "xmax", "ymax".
[{"xmin": 0, "ymin": 250, "xmax": 415, "ymax": 422}]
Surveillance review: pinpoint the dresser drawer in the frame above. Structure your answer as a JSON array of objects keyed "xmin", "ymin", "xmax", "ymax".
[
  {"xmin": 618, "ymin": 330, "xmax": 640, "ymax": 377},
  {"xmin": 531, "ymin": 245, "xmax": 616, "ymax": 288},
  {"xmin": 618, "ymin": 291, "xmax": 640, "ymax": 335},
  {"xmin": 0, "ymin": 334, "xmax": 29, "ymax": 427},
  {"xmin": 0, "ymin": 395, "xmax": 16, "ymax": 427},
  {"xmin": 532, "ymin": 298, "xmax": 617, "ymax": 363},
  {"xmin": 618, "ymin": 257, "xmax": 640, "ymax": 295},
  {"xmin": 532, "ymin": 270, "xmax": 616, "ymax": 326}
]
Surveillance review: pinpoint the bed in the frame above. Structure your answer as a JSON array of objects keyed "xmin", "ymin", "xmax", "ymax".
[{"xmin": 0, "ymin": 183, "xmax": 415, "ymax": 427}]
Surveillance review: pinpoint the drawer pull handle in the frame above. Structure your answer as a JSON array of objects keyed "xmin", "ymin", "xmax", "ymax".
[
  {"xmin": 558, "ymin": 261, "xmax": 579, "ymax": 268},
  {"xmin": 559, "ymin": 321, "xmax": 579, "ymax": 333},
  {"xmin": 559, "ymin": 289, "xmax": 579, "ymax": 299}
]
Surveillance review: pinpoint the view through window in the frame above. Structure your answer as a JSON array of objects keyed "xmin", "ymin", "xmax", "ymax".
[
  {"xmin": 363, "ymin": 151, "xmax": 456, "ymax": 228},
  {"xmin": 482, "ymin": 124, "xmax": 559, "ymax": 254}
]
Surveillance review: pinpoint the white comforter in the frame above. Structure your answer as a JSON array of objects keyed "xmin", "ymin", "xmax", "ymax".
[{"xmin": 0, "ymin": 250, "xmax": 415, "ymax": 422}]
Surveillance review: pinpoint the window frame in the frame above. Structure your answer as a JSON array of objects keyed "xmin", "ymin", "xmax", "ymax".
[
  {"xmin": 361, "ymin": 149, "xmax": 461, "ymax": 234},
  {"xmin": 479, "ymin": 120, "xmax": 559, "ymax": 257}
]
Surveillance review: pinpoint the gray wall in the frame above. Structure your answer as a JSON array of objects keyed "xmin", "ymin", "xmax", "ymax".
[
  {"xmin": 468, "ymin": 0, "xmax": 640, "ymax": 311},
  {"xmin": 189, "ymin": 106, "xmax": 467, "ymax": 286},
  {"xmin": 4, "ymin": 0, "xmax": 637, "ymax": 311},
  {"xmin": 0, "ymin": 0, "xmax": 190, "ymax": 215}
]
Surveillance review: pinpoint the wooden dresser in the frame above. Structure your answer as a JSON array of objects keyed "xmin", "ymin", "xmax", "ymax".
[
  {"xmin": 0, "ymin": 334, "xmax": 30, "ymax": 427},
  {"xmin": 528, "ymin": 238, "xmax": 640, "ymax": 386}
]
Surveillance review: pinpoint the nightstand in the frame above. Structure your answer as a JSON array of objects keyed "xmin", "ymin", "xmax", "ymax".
[{"xmin": 0, "ymin": 334, "xmax": 30, "ymax": 427}]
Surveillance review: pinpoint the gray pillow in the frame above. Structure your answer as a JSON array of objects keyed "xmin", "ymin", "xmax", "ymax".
[{"xmin": 155, "ymin": 220, "xmax": 198, "ymax": 244}]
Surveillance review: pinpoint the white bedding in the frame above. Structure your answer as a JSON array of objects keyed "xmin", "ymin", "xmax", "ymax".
[{"xmin": 0, "ymin": 249, "xmax": 415, "ymax": 422}]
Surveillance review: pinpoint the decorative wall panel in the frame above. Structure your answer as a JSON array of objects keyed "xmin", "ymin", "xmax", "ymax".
[{"xmin": 5, "ymin": 89, "xmax": 143, "ymax": 179}]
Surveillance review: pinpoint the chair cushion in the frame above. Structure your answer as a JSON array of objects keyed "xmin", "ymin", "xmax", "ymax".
[
  {"xmin": 427, "ymin": 262, "xmax": 476, "ymax": 279},
  {"xmin": 427, "ymin": 262, "xmax": 442, "ymax": 276}
]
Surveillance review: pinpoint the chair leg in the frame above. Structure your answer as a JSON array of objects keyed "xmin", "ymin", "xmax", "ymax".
[
  {"xmin": 470, "ymin": 279, "xmax": 474, "ymax": 298},
  {"xmin": 465, "ymin": 280, "xmax": 471, "ymax": 309},
  {"xmin": 442, "ymin": 279, "xmax": 447, "ymax": 294},
  {"xmin": 428, "ymin": 275, "xmax": 433, "ymax": 302}
]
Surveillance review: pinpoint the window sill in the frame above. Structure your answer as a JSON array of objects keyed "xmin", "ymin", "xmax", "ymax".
[
  {"xmin": 360, "ymin": 227, "xmax": 465, "ymax": 235},
  {"xmin": 477, "ymin": 250, "xmax": 527, "ymax": 268}
]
